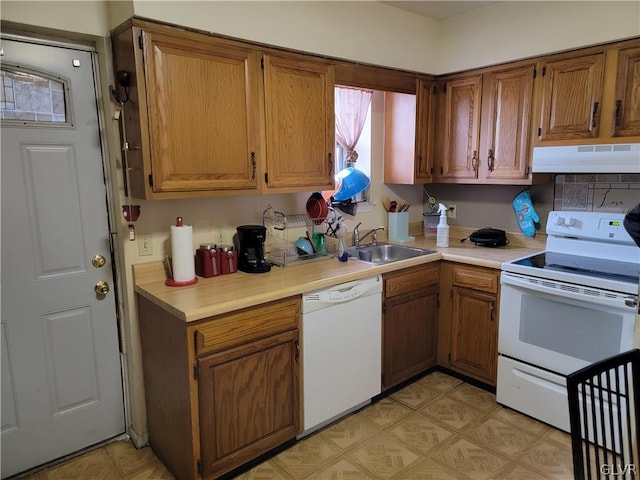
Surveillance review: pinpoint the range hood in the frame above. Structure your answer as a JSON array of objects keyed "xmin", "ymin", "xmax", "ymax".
[{"xmin": 532, "ymin": 143, "xmax": 640, "ymax": 174}]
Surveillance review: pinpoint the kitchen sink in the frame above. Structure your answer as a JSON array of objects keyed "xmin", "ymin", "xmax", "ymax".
[{"xmin": 346, "ymin": 243, "xmax": 437, "ymax": 265}]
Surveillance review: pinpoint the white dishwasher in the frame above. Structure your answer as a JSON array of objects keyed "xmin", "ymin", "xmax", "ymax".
[{"xmin": 299, "ymin": 275, "xmax": 382, "ymax": 438}]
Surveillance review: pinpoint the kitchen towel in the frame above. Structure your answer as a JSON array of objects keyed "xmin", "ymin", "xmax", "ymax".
[{"xmin": 170, "ymin": 220, "xmax": 196, "ymax": 283}]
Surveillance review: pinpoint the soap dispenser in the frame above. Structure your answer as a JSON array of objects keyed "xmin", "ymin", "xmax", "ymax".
[{"xmin": 436, "ymin": 203, "xmax": 449, "ymax": 247}]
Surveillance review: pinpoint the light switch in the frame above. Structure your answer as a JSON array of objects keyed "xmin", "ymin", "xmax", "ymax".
[{"xmin": 138, "ymin": 234, "xmax": 153, "ymax": 256}]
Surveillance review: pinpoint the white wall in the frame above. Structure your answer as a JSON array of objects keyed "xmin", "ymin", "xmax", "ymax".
[
  {"xmin": 2, "ymin": 1, "xmax": 114, "ymax": 36},
  {"xmin": 4, "ymin": 1, "xmax": 637, "ymax": 76},
  {"xmin": 438, "ymin": 1, "xmax": 640, "ymax": 74},
  {"xmin": 128, "ymin": 1, "xmax": 640, "ymax": 75},
  {"xmin": 129, "ymin": 0, "xmax": 441, "ymax": 73}
]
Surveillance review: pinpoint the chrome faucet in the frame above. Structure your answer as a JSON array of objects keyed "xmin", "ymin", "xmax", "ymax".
[{"xmin": 353, "ymin": 222, "xmax": 385, "ymax": 247}]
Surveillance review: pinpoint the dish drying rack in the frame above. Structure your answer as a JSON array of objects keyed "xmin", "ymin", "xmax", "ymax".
[{"xmin": 262, "ymin": 207, "xmax": 331, "ymax": 266}]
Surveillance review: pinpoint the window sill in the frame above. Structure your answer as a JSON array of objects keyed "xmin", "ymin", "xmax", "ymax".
[{"xmin": 356, "ymin": 201, "xmax": 375, "ymax": 213}]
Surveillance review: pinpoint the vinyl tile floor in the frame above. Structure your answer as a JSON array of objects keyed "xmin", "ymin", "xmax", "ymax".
[{"xmin": 20, "ymin": 371, "xmax": 575, "ymax": 480}]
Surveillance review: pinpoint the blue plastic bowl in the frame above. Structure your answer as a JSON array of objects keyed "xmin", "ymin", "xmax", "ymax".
[
  {"xmin": 295, "ymin": 237, "xmax": 314, "ymax": 256},
  {"xmin": 333, "ymin": 167, "xmax": 371, "ymax": 201}
]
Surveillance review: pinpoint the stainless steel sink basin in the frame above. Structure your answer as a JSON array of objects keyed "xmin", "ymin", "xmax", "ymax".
[{"xmin": 347, "ymin": 243, "xmax": 437, "ymax": 265}]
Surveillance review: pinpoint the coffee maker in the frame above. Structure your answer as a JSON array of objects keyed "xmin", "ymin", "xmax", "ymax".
[{"xmin": 236, "ymin": 225, "xmax": 271, "ymax": 273}]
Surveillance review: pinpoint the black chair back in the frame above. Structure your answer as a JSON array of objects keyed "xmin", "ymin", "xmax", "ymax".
[{"xmin": 567, "ymin": 349, "xmax": 640, "ymax": 479}]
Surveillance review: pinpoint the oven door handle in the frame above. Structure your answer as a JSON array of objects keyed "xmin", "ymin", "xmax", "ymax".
[{"xmin": 501, "ymin": 273, "xmax": 638, "ymax": 311}]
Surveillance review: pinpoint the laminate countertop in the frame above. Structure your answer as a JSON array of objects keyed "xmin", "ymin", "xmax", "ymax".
[{"xmin": 133, "ymin": 226, "xmax": 546, "ymax": 322}]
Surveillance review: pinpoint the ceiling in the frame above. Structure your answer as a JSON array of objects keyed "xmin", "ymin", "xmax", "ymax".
[{"xmin": 381, "ymin": 1, "xmax": 502, "ymax": 20}]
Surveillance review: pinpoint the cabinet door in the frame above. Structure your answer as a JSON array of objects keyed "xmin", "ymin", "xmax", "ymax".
[
  {"xmin": 383, "ymin": 285, "xmax": 438, "ymax": 389},
  {"xmin": 436, "ymin": 75, "xmax": 482, "ymax": 180},
  {"xmin": 416, "ymin": 78, "xmax": 436, "ymax": 182},
  {"xmin": 482, "ymin": 64, "xmax": 535, "ymax": 180},
  {"xmin": 142, "ymin": 30, "xmax": 260, "ymax": 192},
  {"xmin": 263, "ymin": 54, "xmax": 335, "ymax": 190},
  {"xmin": 383, "ymin": 79, "xmax": 435, "ymax": 184},
  {"xmin": 613, "ymin": 46, "xmax": 640, "ymax": 137},
  {"xmin": 538, "ymin": 53, "xmax": 605, "ymax": 141},
  {"xmin": 450, "ymin": 287, "xmax": 497, "ymax": 385},
  {"xmin": 198, "ymin": 329, "xmax": 300, "ymax": 478}
]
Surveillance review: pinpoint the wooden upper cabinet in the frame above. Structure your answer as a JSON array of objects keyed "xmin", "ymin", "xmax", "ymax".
[
  {"xmin": 384, "ymin": 78, "xmax": 436, "ymax": 184},
  {"xmin": 613, "ymin": 46, "xmax": 640, "ymax": 137},
  {"xmin": 435, "ymin": 74, "xmax": 482, "ymax": 180},
  {"xmin": 111, "ymin": 20, "xmax": 336, "ymax": 198},
  {"xmin": 263, "ymin": 54, "xmax": 335, "ymax": 191},
  {"xmin": 416, "ymin": 79, "xmax": 437, "ymax": 181},
  {"xmin": 538, "ymin": 53, "xmax": 605, "ymax": 141},
  {"xmin": 141, "ymin": 30, "xmax": 261, "ymax": 194},
  {"xmin": 480, "ymin": 64, "xmax": 535, "ymax": 181}
]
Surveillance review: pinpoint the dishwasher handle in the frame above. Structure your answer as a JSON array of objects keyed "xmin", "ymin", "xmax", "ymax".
[{"xmin": 306, "ymin": 276, "xmax": 381, "ymax": 304}]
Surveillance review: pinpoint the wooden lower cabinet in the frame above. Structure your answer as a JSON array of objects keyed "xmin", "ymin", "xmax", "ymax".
[
  {"xmin": 137, "ymin": 295, "xmax": 301, "ymax": 480},
  {"xmin": 382, "ymin": 263, "xmax": 439, "ymax": 390},
  {"xmin": 438, "ymin": 262, "xmax": 499, "ymax": 386},
  {"xmin": 198, "ymin": 329, "xmax": 299, "ymax": 478},
  {"xmin": 450, "ymin": 286, "xmax": 498, "ymax": 385}
]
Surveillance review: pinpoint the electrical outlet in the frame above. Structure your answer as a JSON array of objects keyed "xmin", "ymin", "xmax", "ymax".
[
  {"xmin": 215, "ymin": 227, "xmax": 225, "ymax": 244},
  {"xmin": 448, "ymin": 205, "xmax": 457, "ymax": 219},
  {"xmin": 138, "ymin": 234, "xmax": 153, "ymax": 256}
]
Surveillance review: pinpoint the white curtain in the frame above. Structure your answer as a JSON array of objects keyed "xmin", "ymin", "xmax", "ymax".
[{"xmin": 334, "ymin": 86, "xmax": 373, "ymax": 164}]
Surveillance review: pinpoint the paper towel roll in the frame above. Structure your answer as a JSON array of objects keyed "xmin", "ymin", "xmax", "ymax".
[{"xmin": 170, "ymin": 223, "xmax": 195, "ymax": 283}]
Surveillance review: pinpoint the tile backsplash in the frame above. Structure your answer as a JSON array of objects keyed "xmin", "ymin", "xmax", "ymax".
[{"xmin": 554, "ymin": 174, "xmax": 640, "ymax": 213}]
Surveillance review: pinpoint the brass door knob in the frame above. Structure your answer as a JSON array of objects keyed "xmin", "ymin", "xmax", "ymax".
[
  {"xmin": 95, "ymin": 281, "xmax": 110, "ymax": 295},
  {"xmin": 92, "ymin": 254, "xmax": 106, "ymax": 268}
]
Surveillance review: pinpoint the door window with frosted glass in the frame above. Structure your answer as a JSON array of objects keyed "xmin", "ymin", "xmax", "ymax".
[{"xmin": 1, "ymin": 66, "xmax": 69, "ymax": 125}]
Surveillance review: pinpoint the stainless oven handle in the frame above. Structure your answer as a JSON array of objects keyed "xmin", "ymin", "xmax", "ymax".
[{"xmin": 501, "ymin": 272, "xmax": 638, "ymax": 311}]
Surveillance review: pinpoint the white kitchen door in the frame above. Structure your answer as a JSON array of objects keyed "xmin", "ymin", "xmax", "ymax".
[{"xmin": 0, "ymin": 37, "xmax": 125, "ymax": 477}]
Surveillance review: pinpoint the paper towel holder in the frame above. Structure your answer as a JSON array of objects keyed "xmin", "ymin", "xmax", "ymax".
[{"xmin": 165, "ymin": 276, "xmax": 197, "ymax": 287}]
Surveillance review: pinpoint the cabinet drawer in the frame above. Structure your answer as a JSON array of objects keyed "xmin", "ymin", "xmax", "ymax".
[
  {"xmin": 194, "ymin": 297, "xmax": 299, "ymax": 356},
  {"xmin": 384, "ymin": 263, "xmax": 439, "ymax": 298},
  {"xmin": 452, "ymin": 266, "xmax": 498, "ymax": 294}
]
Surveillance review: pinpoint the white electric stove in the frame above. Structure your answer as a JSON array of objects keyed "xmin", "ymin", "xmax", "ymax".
[{"xmin": 497, "ymin": 211, "xmax": 640, "ymax": 432}]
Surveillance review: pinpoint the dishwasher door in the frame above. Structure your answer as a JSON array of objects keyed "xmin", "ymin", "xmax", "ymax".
[{"xmin": 300, "ymin": 276, "xmax": 382, "ymax": 437}]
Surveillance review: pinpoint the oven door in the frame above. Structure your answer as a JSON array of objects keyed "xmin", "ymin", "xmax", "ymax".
[{"xmin": 498, "ymin": 272, "xmax": 637, "ymax": 375}]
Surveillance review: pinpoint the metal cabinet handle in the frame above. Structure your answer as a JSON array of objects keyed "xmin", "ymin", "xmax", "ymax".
[
  {"xmin": 487, "ymin": 149, "xmax": 495, "ymax": 172},
  {"xmin": 614, "ymin": 100, "xmax": 622, "ymax": 131},
  {"xmin": 591, "ymin": 101, "xmax": 599, "ymax": 129},
  {"xmin": 471, "ymin": 150, "xmax": 478, "ymax": 171},
  {"xmin": 250, "ymin": 152, "xmax": 256, "ymax": 180},
  {"xmin": 490, "ymin": 300, "xmax": 495, "ymax": 321},
  {"xmin": 328, "ymin": 152, "xmax": 333, "ymax": 176}
]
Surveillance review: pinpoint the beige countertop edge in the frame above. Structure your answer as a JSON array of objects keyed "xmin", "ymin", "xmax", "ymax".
[
  {"xmin": 133, "ymin": 253, "xmax": 440, "ymax": 322},
  {"xmin": 133, "ymin": 231, "xmax": 546, "ymax": 322}
]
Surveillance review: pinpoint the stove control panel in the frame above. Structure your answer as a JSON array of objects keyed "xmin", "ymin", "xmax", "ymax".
[
  {"xmin": 600, "ymin": 218, "xmax": 624, "ymax": 230},
  {"xmin": 547, "ymin": 211, "xmax": 632, "ymax": 244},
  {"xmin": 555, "ymin": 216, "xmax": 577, "ymax": 227}
]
